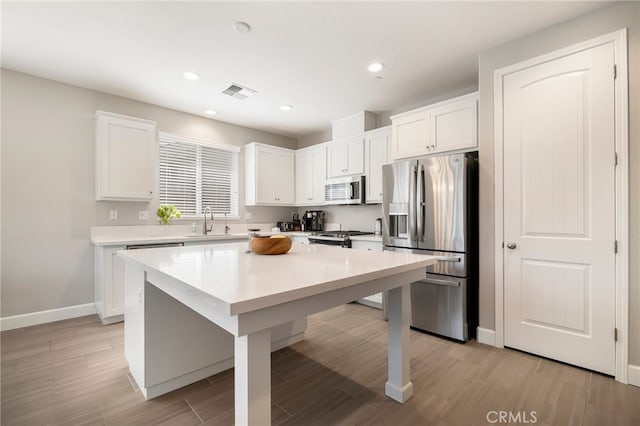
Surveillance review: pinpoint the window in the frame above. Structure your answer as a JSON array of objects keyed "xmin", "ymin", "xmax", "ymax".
[{"xmin": 158, "ymin": 133, "xmax": 239, "ymax": 218}]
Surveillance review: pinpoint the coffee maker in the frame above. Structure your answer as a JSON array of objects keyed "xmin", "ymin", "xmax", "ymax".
[{"xmin": 303, "ymin": 210, "xmax": 325, "ymax": 232}]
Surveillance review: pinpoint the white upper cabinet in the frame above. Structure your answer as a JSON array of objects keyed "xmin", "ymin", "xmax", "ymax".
[
  {"xmin": 95, "ymin": 111, "xmax": 157, "ymax": 201},
  {"xmin": 391, "ymin": 92, "xmax": 477, "ymax": 160},
  {"xmin": 245, "ymin": 142, "xmax": 295, "ymax": 206},
  {"xmin": 364, "ymin": 126, "xmax": 391, "ymax": 204},
  {"xmin": 327, "ymin": 135, "xmax": 364, "ymax": 178},
  {"xmin": 295, "ymin": 143, "xmax": 327, "ymax": 206},
  {"xmin": 391, "ymin": 110, "xmax": 429, "ymax": 160},
  {"xmin": 428, "ymin": 95, "xmax": 477, "ymax": 153}
]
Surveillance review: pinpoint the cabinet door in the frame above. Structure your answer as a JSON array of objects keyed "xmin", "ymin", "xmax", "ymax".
[
  {"xmin": 365, "ymin": 128, "xmax": 390, "ymax": 204},
  {"xmin": 328, "ymin": 139, "xmax": 348, "ymax": 177},
  {"xmin": 391, "ymin": 111, "xmax": 428, "ymax": 160},
  {"xmin": 275, "ymin": 150, "xmax": 295, "ymax": 204},
  {"xmin": 295, "ymin": 150, "xmax": 312, "ymax": 204},
  {"xmin": 310, "ymin": 146, "xmax": 327, "ymax": 204},
  {"xmin": 328, "ymin": 135, "xmax": 364, "ymax": 177},
  {"xmin": 95, "ymin": 245, "xmax": 126, "ymax": 323},
  {"xmin": 428, "ymin": 96, "xmax": 477, "ymax": 153},
  {"xmin": 96, "ymin": 112, "xmax": 156, "ymax": 201},
  {"xmin": 345, "ymin": 137, "xmax": 364, "ymax": 175},
  {"xmin": 256, "ymin": 146, "xmax": 277, "ymax": 203}
]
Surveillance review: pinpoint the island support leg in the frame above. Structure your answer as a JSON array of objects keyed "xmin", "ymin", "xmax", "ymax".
[
  {"xmin": 234, "ymin": 328, "xmax": 271, "ymax": 426},
  {"xmin": 385, "ymin": 284, "xmax": 413, "ymax": 403}
]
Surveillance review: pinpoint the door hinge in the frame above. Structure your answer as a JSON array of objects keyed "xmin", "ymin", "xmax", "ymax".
[
  {"xmin": 614, "ymin": 240, "xmax": 618, "ymax": 253},
  {"xmin": 614, "ymin": 328, "xmax": 618, "ymax": 341},
  {"xmin": 614, "ymin": 64, "xmax": 617, "ymax": 79},
  {"xmin": 614, "ymin": 152, "xmax": 618, "ymax": 166}
]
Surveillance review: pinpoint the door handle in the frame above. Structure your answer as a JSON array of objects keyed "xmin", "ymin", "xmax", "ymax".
[
  {"xmin": 417, "ymin": 277, "xmax": 461, "ymax": 288},
  {"xmin": 506, "ymin": 242, "xmax": 517, "ymax": 249},
  {"xmin": 417, "ymin": 164, "xmax": 424, "ymax": 242},
  {"xmin": 437, "ymin": 256, "xmax": 461, "ymax": 262},
  {"xmin": 408, "ymin": 165, "xmax": 417, "ymax": 240}
]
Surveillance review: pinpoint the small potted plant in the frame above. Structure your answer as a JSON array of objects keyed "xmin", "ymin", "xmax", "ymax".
[{"xmin": 157, "ymin": 204, "xmax": 181, "ymax": 225}]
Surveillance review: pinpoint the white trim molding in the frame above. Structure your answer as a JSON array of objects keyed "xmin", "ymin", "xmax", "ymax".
[
  {"xmin": 0, "ymin": 303, "xmax": 97, "ymax": 331},
  {"xmin": 628, "ymin": 365, "xmax": 640, "ymax": 388},
  {"xmin": 493, "ymin": 29, "xmax": 629, "ymax": 383},
  {"xmin": 476, "ymin": 327, "xmax": 496, "ymax": 346}
]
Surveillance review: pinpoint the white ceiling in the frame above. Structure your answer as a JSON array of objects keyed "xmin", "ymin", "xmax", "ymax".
[{"xmin": 2, "ymin": 1, "xmax": 609, "ymax": 139}]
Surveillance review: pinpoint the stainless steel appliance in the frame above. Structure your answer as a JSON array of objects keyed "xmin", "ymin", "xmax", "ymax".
[
  {"xmin": 308, "ymin": 230, "xmax": 373, "ymax": 248},
  {"xmin": 303, "ymin": 210, "xmax": 325, "ymax": 232},
  {"xmin": 325, "ymin": 176, "xmax": 365, "ymax": 205},
  {"xmin": 382, "ymin": 152, "xmax": 478, "ymax": 341}
]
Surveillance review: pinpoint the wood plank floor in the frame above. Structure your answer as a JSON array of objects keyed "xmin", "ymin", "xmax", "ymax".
[{"xmin": 1, "ymin": 303, "xmax": 639, "ymax": 425}]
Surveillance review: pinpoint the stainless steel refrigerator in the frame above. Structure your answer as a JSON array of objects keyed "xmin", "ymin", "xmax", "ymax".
[{"xmin": 382, "ymin": 152, "xmax": 478, "ymax": 341}]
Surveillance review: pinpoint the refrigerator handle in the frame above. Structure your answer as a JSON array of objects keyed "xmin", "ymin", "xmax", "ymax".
[
  {"xmin": 417, "ymin": 164, "xmax": 425, "ymax": 242},
  {"xmin": 408, "ymin": 164, "xmax": 417, "ymax": 241}
]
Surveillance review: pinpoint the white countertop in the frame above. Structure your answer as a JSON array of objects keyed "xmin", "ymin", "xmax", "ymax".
[
  {"xmin": 118, "ymin": 242, "xmax": 436, "ymax": 315},
  {"xmin": 90, "ymin": 224, "xmax": 310, "ymax": 246}
]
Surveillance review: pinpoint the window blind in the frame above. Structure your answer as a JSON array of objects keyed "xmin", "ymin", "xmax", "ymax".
[{"xmin": 158, "ymin": 134, "xmax": 239, "ymax": 217}]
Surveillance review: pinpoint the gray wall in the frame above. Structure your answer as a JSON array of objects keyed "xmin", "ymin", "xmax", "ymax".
[
  {"xmin": 1, "ymin": 69, "xmax": 297, "ymax": 317},
  {"xmin": 477, "ymin": 1, "xmax": 640, "ymax": 364}
]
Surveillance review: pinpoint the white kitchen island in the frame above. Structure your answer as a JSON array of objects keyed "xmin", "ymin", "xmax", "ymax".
[{"xmin": 118, "ymin": 241, "xmax": 436, "ymax": 425}]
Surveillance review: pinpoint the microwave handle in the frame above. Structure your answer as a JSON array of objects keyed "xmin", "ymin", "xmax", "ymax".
[{"xmin": 350, "ymin": 182, "xmax": 354, "ymax": 199}]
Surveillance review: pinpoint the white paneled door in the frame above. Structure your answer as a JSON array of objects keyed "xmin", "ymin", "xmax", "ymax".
[{"xmin": 502, "ymin": 42, "xmax": 616, "ymax": 374}]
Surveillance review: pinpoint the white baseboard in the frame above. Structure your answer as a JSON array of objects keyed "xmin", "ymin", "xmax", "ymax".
[
  {"xmin": 476, "ymin": 327, "xmax": 496, "ymax": 346},
  {"xmin": 1, "ymin": 303, "xmax": 97, "ymax": 331},
  {"xmin": 628, "ymin": 364, "xmax": 640, "ymax": 387}
]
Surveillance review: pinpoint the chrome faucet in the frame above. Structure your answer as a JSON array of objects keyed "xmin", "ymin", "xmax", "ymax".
[
  {"xmin": 224, "ymin": 213, "xmax": 230, "ymax": 235},
  {"xmin": 203, "ymin": 206, "xmax": 213, "ymax": 235}
]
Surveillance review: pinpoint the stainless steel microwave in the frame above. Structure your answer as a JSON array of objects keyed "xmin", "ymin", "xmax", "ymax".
[{"xmin": 324, "ymin": 176, "xmax": 365, "ymax": 205}]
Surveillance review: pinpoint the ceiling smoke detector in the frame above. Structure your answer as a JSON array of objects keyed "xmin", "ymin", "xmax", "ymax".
[{"xmin": 222, "ymin": 83, "xmax": 257, "ymax": 100}]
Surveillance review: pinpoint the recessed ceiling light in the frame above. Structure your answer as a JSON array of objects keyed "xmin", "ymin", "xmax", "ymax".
[
  {"xmin": 183, "ymin": 71, "xmax": 200, "ymax": 80},
  {"xmin": 204, "ymin": 109, "xmax": 217, "ymax": 116},
  {"xmin": 280, "ymin": 105, "xmax": 293, "ymax": 111},
  {"xmin": 233, "ymin": 21, "xmax": 251, "ymax": 33},
  {"xmin": 367, "ymin": 62, "xmax": 385, "ymax": 73}
]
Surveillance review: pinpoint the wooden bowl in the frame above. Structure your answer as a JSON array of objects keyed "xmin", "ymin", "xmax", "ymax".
[{"xmin": 250, "ymin": 235, "xmax": 292, "ymax": 255}]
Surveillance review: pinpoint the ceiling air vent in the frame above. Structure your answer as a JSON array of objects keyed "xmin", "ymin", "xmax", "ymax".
[{"xmin": 222, "ymin": 83, "xmax": 257, "ymax": 100}]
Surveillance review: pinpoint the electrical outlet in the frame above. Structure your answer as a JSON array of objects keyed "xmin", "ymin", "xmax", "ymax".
[
  {"xmin": 109, "ymin": 210, "xmax": 118, "ymax": 220},
  {"xmin": 138, "ymin": 210, "xmax": 149, "ymax": 220},
  {"xmin": 244, "ymin": 211, "xmax": 252, "ymax": 219}
]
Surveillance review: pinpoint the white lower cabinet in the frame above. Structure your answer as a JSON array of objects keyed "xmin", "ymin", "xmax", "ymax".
[
  {"xmin": 95, "ymin": 238, "xmax": 247, "ymax": 324},
  {"xmin": 95, "ymin": 245, "xmax": 126, "ymax": 324},
  {"xmin": 351, "ymin": 239, "xmax": 384, "ymax": 309}
]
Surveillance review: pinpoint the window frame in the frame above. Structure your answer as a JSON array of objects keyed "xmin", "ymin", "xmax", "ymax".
[{"xmin": 158, "ymin": 132, "xmax": 240, "ymax": 220}]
